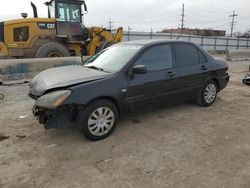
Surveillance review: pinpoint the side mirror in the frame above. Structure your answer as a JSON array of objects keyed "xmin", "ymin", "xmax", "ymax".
[{"xmin": 132, "ymin": 65, "xmax": 147, "ymax": 74}]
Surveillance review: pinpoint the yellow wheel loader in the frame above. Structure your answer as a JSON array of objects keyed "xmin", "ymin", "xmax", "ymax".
[{"xmin": 0, "ymin": 0, "xmax": 123, "ymax": 59}]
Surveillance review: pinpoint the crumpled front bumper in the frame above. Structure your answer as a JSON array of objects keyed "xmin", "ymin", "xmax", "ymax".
[
  {"xmin": 32, "ymin": 105, "xmax": 79, "ymax": 129},
  {"xmin": 32, "ymin": 105, "xmax": 47, "ymax": 124}
]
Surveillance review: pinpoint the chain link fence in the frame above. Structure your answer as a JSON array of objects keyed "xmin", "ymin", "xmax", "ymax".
[{"xmin": 124, "ymin": 31, "xmax": 250, "ymax": 53}]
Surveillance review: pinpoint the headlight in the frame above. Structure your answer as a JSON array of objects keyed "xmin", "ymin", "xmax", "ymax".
[{"xmin": 35, "ymin": 90, "xmax": 71, "ymax": 109}]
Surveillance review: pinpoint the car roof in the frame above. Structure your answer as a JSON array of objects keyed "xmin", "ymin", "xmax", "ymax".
[
  {"xmin": 119, "ymin": 39, "xmax": 196, "ymax": 46},
  {"xmin": 117, "ymin": 39, "xmax": 214, "ymax": 62}
]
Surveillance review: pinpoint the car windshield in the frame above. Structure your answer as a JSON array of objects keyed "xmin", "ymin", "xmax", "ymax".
[{"xmin": 84, "ymin": 45, "xmax": 142, "ymax": 73}]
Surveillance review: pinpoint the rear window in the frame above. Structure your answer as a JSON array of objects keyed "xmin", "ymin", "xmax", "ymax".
[{"xmin": 174, "ymin": 44, "xmax": 199, "ymax": 67}]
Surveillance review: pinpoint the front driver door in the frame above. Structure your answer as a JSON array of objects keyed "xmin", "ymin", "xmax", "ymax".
[{"xmin": 127, "ymin": 43, "xmax": 179, "ymax": 110}]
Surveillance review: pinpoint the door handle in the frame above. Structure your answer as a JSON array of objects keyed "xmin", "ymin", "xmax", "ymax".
[
  {"xmin": 167, "ymin": 71, "xmax": 176, "ymax": 77},
  {"xmin": 200, "ymin": 65, "xmax": 208, "ymax": 70}
]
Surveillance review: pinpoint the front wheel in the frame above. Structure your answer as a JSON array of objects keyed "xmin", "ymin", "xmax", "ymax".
[
  {"xmin": 196, "ymin": 80, "xmax": 218, "ymax": 107},
  {"xmin": 79, "ymin": 99, "xmax": 118, "ymax": 141}
]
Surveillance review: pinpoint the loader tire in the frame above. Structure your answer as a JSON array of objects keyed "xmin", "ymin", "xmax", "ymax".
[{"xmin": 35, "ymin": 42, "xmax": 71, "ymax": 58}]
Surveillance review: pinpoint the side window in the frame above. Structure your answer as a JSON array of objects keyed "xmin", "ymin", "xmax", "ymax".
[
  {"xmin": 57, "ymin": 3, "xmax": 81, "ymax": 22},
  {"xmin": 198, "ymin": 50, "xmax": 207, "ymax": 64},
  {"xmin": 135, "ymin": 44, "xmax": 172, "ymax": 71},
  {"xmin": 70, "ymin": 4, "xmax": 81, "ymax": 22},
  {"xmin": 174, "ymin": 44, "xmax": 199, "ymax": 67},
  {"xmin": 58, "ymin": 3, "xmax": 67, "ymax": 21},
  {"xmin": 13, "ymin": 27, "xmax": 29, "ymax": 42}
]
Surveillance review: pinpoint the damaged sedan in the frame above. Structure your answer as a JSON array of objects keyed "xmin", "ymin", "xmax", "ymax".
[{"xmin": 29, "ymin": 40, "xmax": 229, "ymax": 141}]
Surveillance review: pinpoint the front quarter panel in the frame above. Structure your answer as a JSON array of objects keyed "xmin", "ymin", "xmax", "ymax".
[{"xmin": 62, "ymin": 73, "xmax": 128, "ymax": 112}]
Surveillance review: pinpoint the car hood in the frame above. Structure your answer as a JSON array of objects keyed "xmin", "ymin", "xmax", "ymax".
[{"xmin": 29, "ymin": 65, "xmax": 110, "ymax": 97}]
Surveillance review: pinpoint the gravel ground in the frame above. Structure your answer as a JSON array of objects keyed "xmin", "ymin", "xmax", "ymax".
[{"xmin": 0, "ymin": 61, "xmax": 250, "ymax": 188}]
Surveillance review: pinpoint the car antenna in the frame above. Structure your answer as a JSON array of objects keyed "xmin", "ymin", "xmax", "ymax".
[
  {"xmin": 176, "ymin": 30, "xmax": 183, "ymax": 40},
  {"xmin": 176, "ymin": 33, "xmax": 182, "ymax": 39}
]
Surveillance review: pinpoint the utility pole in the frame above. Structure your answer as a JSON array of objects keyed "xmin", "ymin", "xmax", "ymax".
[
  {"xmin": 107, "ymin": 18, "xmax": 113, "ymax": 30},
  {"xmin": 180, "ymin": 4, "xmax": 185, "ymax": 30},
  {"xmin": 128, "ymin": 26, "xmax": 132, "ymax": 41},
  {"xmin": 229, "ymin": 11, "xmax": 238, "ymax": 37},
  {"xmin": 150, "ymin": 27, "xmax": 153, "ymax": 39}
]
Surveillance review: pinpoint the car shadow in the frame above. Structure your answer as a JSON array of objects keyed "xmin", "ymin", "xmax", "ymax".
[
  {"xmin": 119, "ymin": 101, "xmax": 196, "ymax": 127},
  {"xmin": 43, "ymin": 101, "xmax": 199, "ymax": 143}
]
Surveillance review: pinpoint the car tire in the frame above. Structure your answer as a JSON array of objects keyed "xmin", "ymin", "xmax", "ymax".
[
  {"xmin": 79, "ymin": 99, "xmax": 118, "ymax": 141},
  {"xmin": 35, "ymin": 42, "xmax": 71, "ymax": 58},
  {"xmin": 196, "ymin": 80, "xmax": 218, "ymax": 107}
]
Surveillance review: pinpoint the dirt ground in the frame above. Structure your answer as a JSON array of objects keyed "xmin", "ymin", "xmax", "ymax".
[{"xmin": 0, "ymin": 60, "xmax": 250, "ymax": 188}]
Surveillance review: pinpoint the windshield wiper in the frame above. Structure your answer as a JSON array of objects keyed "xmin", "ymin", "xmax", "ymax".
[
  {"xmin": 85, "ymin": 66, "xmax": 104, "ymax": 72},
  {"xmin": 85, "ymin": 65, "xmax": 112, "ymax": 73}
]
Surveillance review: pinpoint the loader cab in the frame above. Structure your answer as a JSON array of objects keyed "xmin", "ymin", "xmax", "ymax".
[
  {"xmin": 46, "ymin": 0, "xmax": 88, "ymax": 41},
  {"xmin": 55, "ymin": 1, "xmax": 83, "ymax": 23},
  {"xmin": 47, "ymin": 0, "xmax": 87, "ymax": 22}
]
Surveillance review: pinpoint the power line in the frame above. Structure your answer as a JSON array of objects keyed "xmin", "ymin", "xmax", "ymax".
[
  {"xmin": 229, "ymin": 11, "xmax": 238, "ymax": 37},
  {"xmin": 115, "ymin": 11, "xmax": 179, "ymax": 25},
  {"xmin": 116, "ymin": 10, "xmax": 178, "ymax": 22}
]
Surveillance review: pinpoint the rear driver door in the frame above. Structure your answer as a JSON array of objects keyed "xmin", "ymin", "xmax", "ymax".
[{"xmin": 173, "ymin": 43, "xmax": 211, "ymax": 99}]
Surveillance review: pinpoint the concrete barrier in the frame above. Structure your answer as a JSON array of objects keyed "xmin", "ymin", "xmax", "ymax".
[
  {"xmin": 0, "ymin": 56, "xmax": 89, "ymax": 83},
  {"xmin": 226, "ymin": 49, "xmax": 250, "ymax": 61}
]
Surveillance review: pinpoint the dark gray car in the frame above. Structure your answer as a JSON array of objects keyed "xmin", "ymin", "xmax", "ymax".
[{"xmin": 29, "ymin": 40, "xmax": 230, "ymax": 141}]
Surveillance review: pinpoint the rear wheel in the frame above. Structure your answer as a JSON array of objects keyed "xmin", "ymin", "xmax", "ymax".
[
  {"xmin": 35, "ymin": 42, "xmax": 70, "ymax": 58},
  {"xmin": 196, "ymin": 80, "xmax": 218, "ymax": 107},
  {"xmin": 79, "ymin": 99, "xmax": 118, "ymax": 141}
]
